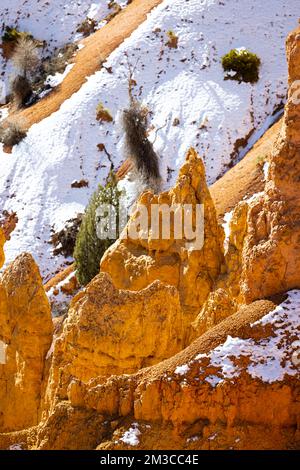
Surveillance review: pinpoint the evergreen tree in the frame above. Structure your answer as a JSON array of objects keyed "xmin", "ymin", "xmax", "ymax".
[{"xmin": 74, "ymin": 172, "xmax": 123, "ymax": 285}]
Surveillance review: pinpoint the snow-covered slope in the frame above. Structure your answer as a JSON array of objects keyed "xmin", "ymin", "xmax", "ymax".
[
  {"xmin": 173, "ymin": 289, "xmax": 300, "ymax": 386},
  {"xmin": 0, "ymin": 0, "xmax": 127, "ymax": 97},
  {"xmin": 0, "ymin": 0, "xmax": 299, "ymax": 278}
]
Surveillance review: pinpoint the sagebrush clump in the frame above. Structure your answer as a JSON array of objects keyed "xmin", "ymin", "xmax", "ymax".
[
  {"xmin": 221, "ymin": 48, "xmax": 261, "ymax": 83},
  {"xmin": 10, "ymin": 37, "xmax": 41, "ymax": 108},
  {"xmin": 74, "ymin": 173, "xmax": 123, "ymax": 285},
  {"xmin": 12, "ymin": 37, "xmax": 40, "ymax": 79},
  {"xmin": 0, "ymin": 119, "xmax": 27, "ymax": 147}
]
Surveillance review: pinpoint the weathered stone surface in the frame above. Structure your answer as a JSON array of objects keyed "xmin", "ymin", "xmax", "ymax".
[
  {"xmin": 5, "ymin": 298, "xmax": 296, "ymax": 451},
  {"xmin": 101, "ymin": 148, "xmax": 224, "ymax": 313},
  {"xmin": 44, "ymin": 272, "xmax": 184, "ymax": 412},
  {"xmin": 0, "ymin": 252, "xmax": 53, "ymax": 432}
]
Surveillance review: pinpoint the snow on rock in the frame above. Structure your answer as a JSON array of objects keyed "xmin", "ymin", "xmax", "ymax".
[
  {"xmin": 46, "ymin": 269, "xmax": 77, "ymax": 306},
  {"xmin": 175, "ymin": 364, "xmax": 190, "ymax": 375},
  {"xmin": 198, "ymin": 290, "xmax": 300, "ymax": 386},
  {"xmin": 222, "ymin": 210, "xmax": 233, "ymax": 252},
  {"xmin": 0, "ymin": 0, "xmax": 299, "ymax": 278},
  {"xmin": 171, "ymin": 290, "xmax": 300, "ymax": 386},
  {"xmin": 263, "ymin": 161, "xmax": 270, "ymax": 180},
  {"xmin": 45, "ymin": 63, "xmax": 75, "ymax": 89},
  {"xmin": 243, "ymin": 191, "xmax": 264, "ymax": 204},
  {"xmin": 0, "ymin": 107, "xmax": 8, "ymax": 121},
  {"xmin": 120, "ymin": 423, "xmax": 141, "ymax": 447},
  {"xmin": 8, "ymin": 443, "xmax": 23, "ymax": 450}
]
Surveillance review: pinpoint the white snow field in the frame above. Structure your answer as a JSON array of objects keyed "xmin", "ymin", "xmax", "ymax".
[{"xmin": 0, "ymin": 0, "xmax": 299, "ymax": 278}]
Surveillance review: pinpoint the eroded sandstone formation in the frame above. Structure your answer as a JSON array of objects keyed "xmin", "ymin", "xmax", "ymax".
[
  {"xmin": 0, "ymin": 248, "xmax": 53, "ymax": 432},
  {"xmin": 43, "ymin": 273, "xmax": 184, "ymax": 413},
  {"xmin": 219, "ymin": 29, "xmax": 300, "ymax": 304},
  {"xmin": 101, "ymin": 148, "xmax": 224, "ymax": 313},
  {"xmin": 3, "ymin": 297, "xmax": 297, "ymax": 450},
  {"xmin": 193, "ymin": 29, "xmax": 300, "ymax": 328}
]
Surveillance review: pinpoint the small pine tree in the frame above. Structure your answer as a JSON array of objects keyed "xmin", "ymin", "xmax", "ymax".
[{"xmin": 73, "ymin": 172, "xmax": 123, "ymax": 285}]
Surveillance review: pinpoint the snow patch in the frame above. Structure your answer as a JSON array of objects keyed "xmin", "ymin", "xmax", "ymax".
[
  {"xmin": 175, "ymin": 364, "xmax": 190, "ymax": 375},
  {"xmin": 222, "ymin": 210, "xmax": 233, "ymax": 252},
  {"xmin": 45, "ymin": 63, "xmax": 75, "ymax": 88},
  {"xmin": 197, "ymin": 290, "xmax": 300, "ymax": 386},
  {"xmin": 8, "ymin": 443, "xmax": 23, "ymax": 450},
  {"xmin": 120, "ymin": 423, "xmax": 141, "ymax": 447},
  {"xmin": 263, "ymin": 161, "xmax": 270, "ymax": 180}
]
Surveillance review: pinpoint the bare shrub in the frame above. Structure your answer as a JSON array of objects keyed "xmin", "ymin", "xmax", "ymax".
[
  {"xmin": 0, "ymin": 118, "xmax": 27, "ymax": 147},
  {"xmin": 122, "ymin": 101, "xmax": 161, "ymax": 187},
  {"xmin": 76, "ymin": 18, "xmax": 97, "ymax": 37},
  {"xmin": 10, "ymin": 74, "xmax": 32, "ymax": 108},
  {"xmin": 43, "ymin": 43, "xmax": 78, "ymax": 77},
  {"xmin": 12, "ymin": 37, "xmax": 40, "ymax": 79},
  {"xmin": 51, "ymin": 214, "xmax": 83, "ymax": 257},
  {"xmin": 166, "ymin": 30, "xmax": 178, "ymax": 49},
  {"xmin": 96, "ymin": 102, "xmax": 113, "ymax": 122}
]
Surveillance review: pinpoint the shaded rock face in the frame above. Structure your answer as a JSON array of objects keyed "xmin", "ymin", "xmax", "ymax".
[
  {"xmin": 101, "ymin": 148, "xmax": 224, "ymax": 312},
  {"xmin": 0, "ymin": 252, "xmax": 53, "ymax": 432}
]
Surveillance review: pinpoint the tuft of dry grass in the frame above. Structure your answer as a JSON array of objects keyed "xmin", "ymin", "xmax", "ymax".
[{"xmin": 166, "ymin": 30, "xmax": 178, "ymax": 49}]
